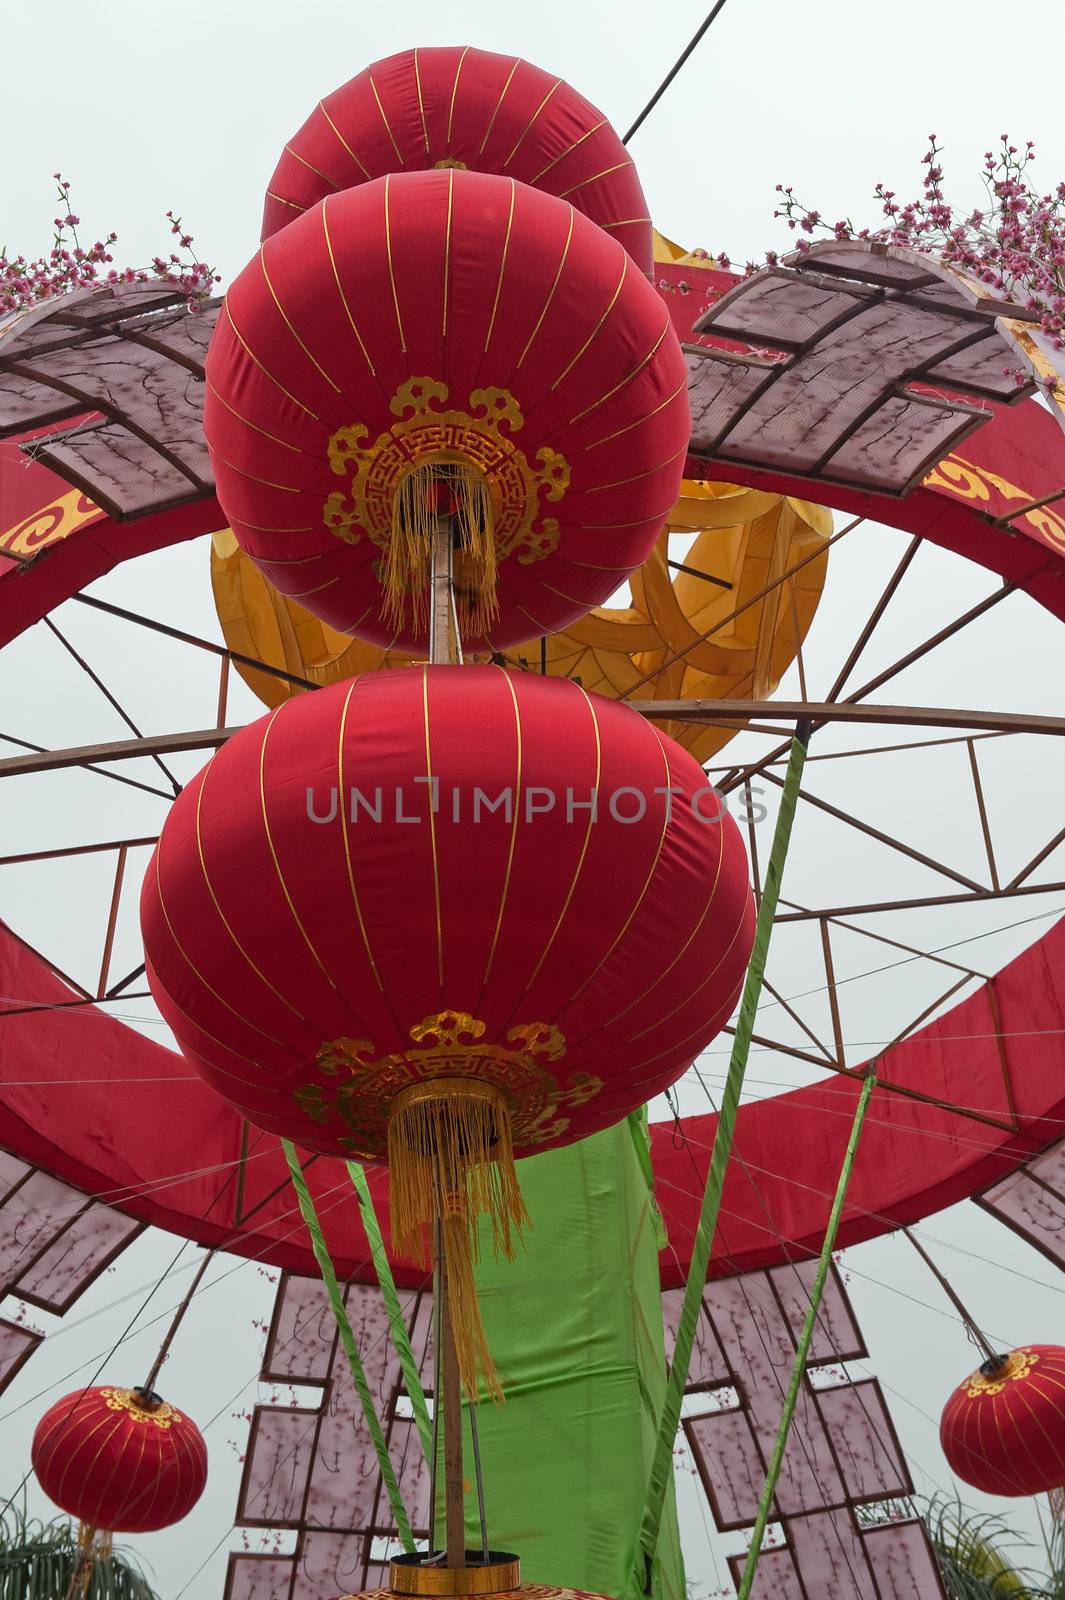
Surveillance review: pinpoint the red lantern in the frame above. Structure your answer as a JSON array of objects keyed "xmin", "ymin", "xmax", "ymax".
[
  {"xmin": 940, "ymin": 1345, "xmax": 1065, "ymax": 1497},
  {"xmin": 32, "ymin": 1385, "xmax": 208, "ymax": 1533},
  {"xmin": 261, "ymin": 46, "xmax": 653, "ymax": 278},
  {"xmin": 142, "ymin": 667, "xmax": 753, "ymax": 1389},
  {"xmin": 204, "ymin": 170, "xmax": 688, "ymax": 654}
]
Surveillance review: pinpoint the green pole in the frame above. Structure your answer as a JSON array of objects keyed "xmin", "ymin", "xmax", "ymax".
[
  {"xmin": 736, "ymin": 1074, "xmax": 876, "ymax": 1600},
  {"xmin": 631, "ymin": 726, "xmax": 811, "ymax": 1597},
  {"xmin": 283, "ymin": 1140, "xmax": 416, "ymax": 1552},
  {"xmin": 347, "ymin": 1159, "xmax": 434, "ymax": 1463}
]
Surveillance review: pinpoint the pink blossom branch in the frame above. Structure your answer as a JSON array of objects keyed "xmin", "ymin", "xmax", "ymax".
[
  {"xmin": 774, "ymin": 135, "xmax": 1065, "ymax": 391},
  {"xmin": 1, "ymin": 174, "xmax": 220, "ymax": 317}
]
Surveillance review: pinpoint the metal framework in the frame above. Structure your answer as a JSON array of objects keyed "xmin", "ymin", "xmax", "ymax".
[
  {"xmin": 4, "ymin": 536, "xmax": 1064, "ymax": 1161},
  {"xmin": 3, "ymin": 241, "xmax": 1065, "ymax": 1597}
]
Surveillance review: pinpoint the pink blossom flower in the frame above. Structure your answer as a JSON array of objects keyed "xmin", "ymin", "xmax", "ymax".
[
  {"xmin": 773, "ymin": 134, "xmax": 1065, "ymax": 353},
  {"xmin": 5, "ymin": 176, "xmax": 219, "ymax": 319}
]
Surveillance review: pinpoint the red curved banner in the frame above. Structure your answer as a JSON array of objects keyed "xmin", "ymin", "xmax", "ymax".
[{"xmin": 2, "ymin": 906, "xmax": 1063, "ymax": 1287}]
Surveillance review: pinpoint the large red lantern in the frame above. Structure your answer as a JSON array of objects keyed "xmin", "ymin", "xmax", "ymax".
[
  {"xmin": 204, "ymin": 170, "xmax": 688, "ymax": 654},
  {"xmin": 142, "ymin": 667, "xmax": 753, "ymax": 1388},
  {"xmin": 261, "ymin": 46, "xmax": 654, "ymax": 278},
  {"xmin": 32, "ymin": 1385, "xmax": 208, "ymax": 1533},
  {"xmin": 940, "ymin": 1345, "xmax": 1065, "ymax": 1497}
]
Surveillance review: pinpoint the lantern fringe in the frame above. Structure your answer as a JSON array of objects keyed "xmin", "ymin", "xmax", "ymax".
[
  {"xmin": 387, "ymin": 1078, "xmax": 528, "ymax": 1403},
  {"xmin": 1050, "ymin": 1485, "xmax": 1065, "ymax": 1522},
  {"xmin": 384, "ymin": 461, "xmax": 499, "ymax": 640}
]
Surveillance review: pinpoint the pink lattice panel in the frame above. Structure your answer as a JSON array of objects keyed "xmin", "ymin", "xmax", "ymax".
[
  {"xmin": 0, "ymin": 1150, "xmax": 141, "ymax": 1393},
  {"xmin": 226, "ymin": 1273, "xmax": 431, "ymax": 1600},
  {"xmin": 684, "ymin": 1262, "xmax": 946, "ymax": 1597},
  {"xmin": 978, "ymin": 1137, "xmax": 1065, "ymax": 1268}
]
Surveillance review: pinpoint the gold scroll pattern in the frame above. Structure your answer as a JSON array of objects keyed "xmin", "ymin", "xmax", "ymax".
[
  {"xmin": 295, "ymin": 1009, "xmax": 601, "ymax": 1157},
  {"xmin": 0, "ymin": 486, "xmax": 101, "ymax": 558},
  {"xmin": 101, "ymin": 1387, "xmax": 180, "ymax": 1430},
  {"xmin": 925, "ymin": 453, "xmax": 1065, "ymax": 554},
  {"xmin": 324, "ymin": 377, "xmax": 569, "ymax": 566},
  {"xmin": 960, "ymin": 1347, "xmax": 1040, "ymax": 1400}
]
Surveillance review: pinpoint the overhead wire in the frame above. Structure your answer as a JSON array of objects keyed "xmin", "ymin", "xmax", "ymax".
[
  {"xmin": 758, "ymin": 901, "xmax": 1065, "ymax": 1014},
  {"xmin": 668, "ymin": 1072, "xmax": 1043, "ymax": 1158},
  {"xmin": 4, "ymin": 76, "xmax": 1061, "ymax": 1574},
  {"xmin": 670, "ymin": 1113, "xmax": 1053, "ymax": 1284},
  {"xmin": 0, "ymin": 1140, "xmax": 285, "ymax": 1232},
  {"xmin": 656, "ymin": 1154, "xmax": 1017, "ymax": 1487},
  {"xmin": 622, "ymin": 1, "xmax": 732, "ymax": 145},
  {"xmin": 667, "ymin": 1116, "xmax": 1065, "ymax": 1302},
  {"xmin": 657, "ymin": 1057, "xmax": 1065, "ymax": 1544},
  {"xmin": 651, "ymin": 1165, "xmax": 1017, "ymax": 1348},
  {"xmin": 0, "ymin": 1176, "xmax": 357, "ymax": 1439}
]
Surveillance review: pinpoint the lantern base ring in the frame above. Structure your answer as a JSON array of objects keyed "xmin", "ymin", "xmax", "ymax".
[
  {"xmin": 389, "ymin": 1553, "xmax": 521, "ymax": 1595},
  {"xmin": 978, "ymin": 1353, "xmax": 1011, "ymax": 1377}
]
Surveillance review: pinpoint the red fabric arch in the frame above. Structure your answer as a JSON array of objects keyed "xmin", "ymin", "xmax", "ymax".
[
  {"xmin": 4, "ymin": 262, "xmax": 1065, "ymax": 1282},
  {"xmin": 2, "ymin": 907, "xmax": 1065, "ymax": 1287}
]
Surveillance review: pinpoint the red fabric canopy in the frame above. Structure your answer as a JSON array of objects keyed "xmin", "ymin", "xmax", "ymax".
[{"xmin": 4, "ymin": 253, "xmax": 1065, "ymax": 1283}]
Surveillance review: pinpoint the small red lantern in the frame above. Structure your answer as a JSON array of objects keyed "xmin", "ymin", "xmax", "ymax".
[
  {"xmin": 32, "ymin": 1385, "xmax": 208, "ymax": 1533},
  {"xmin": 205, "ymin": 169, "xmax": 688, "ymax": 654},
  {"xmin": 940, "ymin": 1345, "xmax": 1065, "ymax": 1498},
  {"xmin": 262, "ymin": 45, "xmax": 653, "ymax": 277},
  {"xmin": 142, "ymin": 667, "xmax": 753, "ymax": 1391}
]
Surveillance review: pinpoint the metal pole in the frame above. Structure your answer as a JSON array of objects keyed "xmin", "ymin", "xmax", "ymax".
[
  {"xmin": 427, "ymin": 508, "xmax": 469, "ymax": 1567},
  {"xmin": 142, "ymin": 1248, "xmax": 214, "ymax": 1394},
  {"xmin": 903, "ymin": 1227, "xmax": 1002, "ymax": 1367},
  {"xmin": 429, "ymin": 515, "xmax": 459, "ymax": 666},
  {"xmin": 439, "ymin": 1242, "xmax": 467, "ymax": 1567},
  {"xmin": 469, "ymin": 1399, "xmax": 491, "ymax": 1560},
  {"xmin": 428, "ymin": 1221, "xmax": 443, "ymax": 1559},
  {"xmin": 631, "ymin": 723, "xmax": 811, "ymax": 1597},
  {"xmin": 736, "ymin": 1075, "xmax": 876, "ymax": 1600}
]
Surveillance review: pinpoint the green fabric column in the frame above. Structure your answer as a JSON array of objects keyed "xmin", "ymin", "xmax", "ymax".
[
  {"xmin": 632, "ymin": 725, "xmax": 811, "ymax": 1596},
  {"xmin": 461, "ymin": 1121, "xmax": 685, "ymax": 1600}
]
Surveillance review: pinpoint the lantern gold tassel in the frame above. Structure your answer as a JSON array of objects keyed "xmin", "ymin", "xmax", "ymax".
[
  {"xmin": 450, "ymin": 461, "xmax": 499, "ymax": 641},
  {"xmin": 1050, "ymin": 1485, "xmax": 1065, "ymax": 1522},
  {"xmin": 385, "ymin": 461, "xmax": 499, "ymax": 639},
  {"xmin": 387, "ymin": 1078, "xmax": 527, "ymax": 1403}
]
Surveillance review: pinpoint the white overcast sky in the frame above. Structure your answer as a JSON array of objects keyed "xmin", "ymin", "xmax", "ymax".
[{"xmin": 3, "ymin": 2, "xmax": 1065, "ymax": 1597}]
